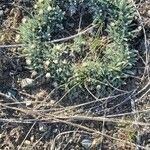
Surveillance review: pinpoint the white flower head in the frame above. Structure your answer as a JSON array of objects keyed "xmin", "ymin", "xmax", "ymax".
[
  {"xmin": 57, "ymin": 68, "xmax": 62, "ymax": 72},
  {"xmin": 53, "ymin": 60, "xmax": 58, "ymax": 64},
  {"xmin": 55, "ymin": 45, "xmax": 62, "ymax": 50},
  {"xmin": 26, "ymin": 59, "xmax": 31, "ymax": 65},
  {"xmin": 45, "ymin": 73, "xmax": 51, "ymax": 78},
  {"xmin": 45, "ymin": 60, "xmax": 50, "ymax": 66},
  {"xmin": 38, "ymin": 0, "xmax": 44, "ymax": 3},
  {"xmin": 22, "ymin": 18, "xmax": 27, "ymax": 24},
  {"xmin": 39, "ymin": 9, "xmax": 43, "ymax": 15},
  {"xmin": 34, "ymin": 4, "xmax": 38, "ymax": 9},
  {"xmin": 31, "ymin": 44, "xmax": 36, "ymax": 49},
  {"xmin": 47, "ymin": 6, "xmax": 52, "ymax": 11}
]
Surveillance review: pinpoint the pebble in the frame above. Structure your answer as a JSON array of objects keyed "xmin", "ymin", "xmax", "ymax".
[
  {"xmin": 30, "ymin": 136, "xmax": 34, "ymax": 142},
  {"xmin": 81, "ymin": 139, "xmax": 92, "ymax": 149},
  {"xmin": 21, "ymin": 78, "xmax": 34, "ymax": 88},
  {"xmin": 24, "ymin": 140, "xmax": 31, "ymax": 145},
  {"xmin": 25, "ymin": 100, "xmax": 32, "ymax": 107},
  {"xmin": 0, "ymin": 10, "xmax": 3, "ymax": 17},
  {"xmin": 39, "ymin": 122, "xmax": 47, "ymax": 132}
]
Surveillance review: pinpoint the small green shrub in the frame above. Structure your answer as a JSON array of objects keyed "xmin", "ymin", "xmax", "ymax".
[{"xmin": 19, "ymin": 0, "xmax": 137, "ymax": 92}]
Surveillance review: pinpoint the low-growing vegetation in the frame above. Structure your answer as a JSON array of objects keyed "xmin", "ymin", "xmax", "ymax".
[{"xmin": 19, "ymin": 0, "xmax": 137, "ymax": 92}]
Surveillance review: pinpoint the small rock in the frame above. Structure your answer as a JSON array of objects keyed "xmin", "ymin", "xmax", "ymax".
[
  {"xmin": 81, "ymin": 139, "xmax": 92, "ymax": 149},
  {"xmin": 25, "ymin": 100, "xmax": 32, "ymax": 107},
  {"xmin": 39, "ymin": 122, "xmax": 47, "ymax": 132},
  {"xmin": 24, "ymin": 140, "xmax": 31, "ymax": 145},
  {"xmin": 30, "ymin": 136, "xmax": 34, "ymax": 142},
  {"xmin": 0, "ymin": 10, "xmax": 3, "ymax": 17},
  {"xmin": 21, "ymin": 78, "xmax": 34, "ymax": 88}
]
